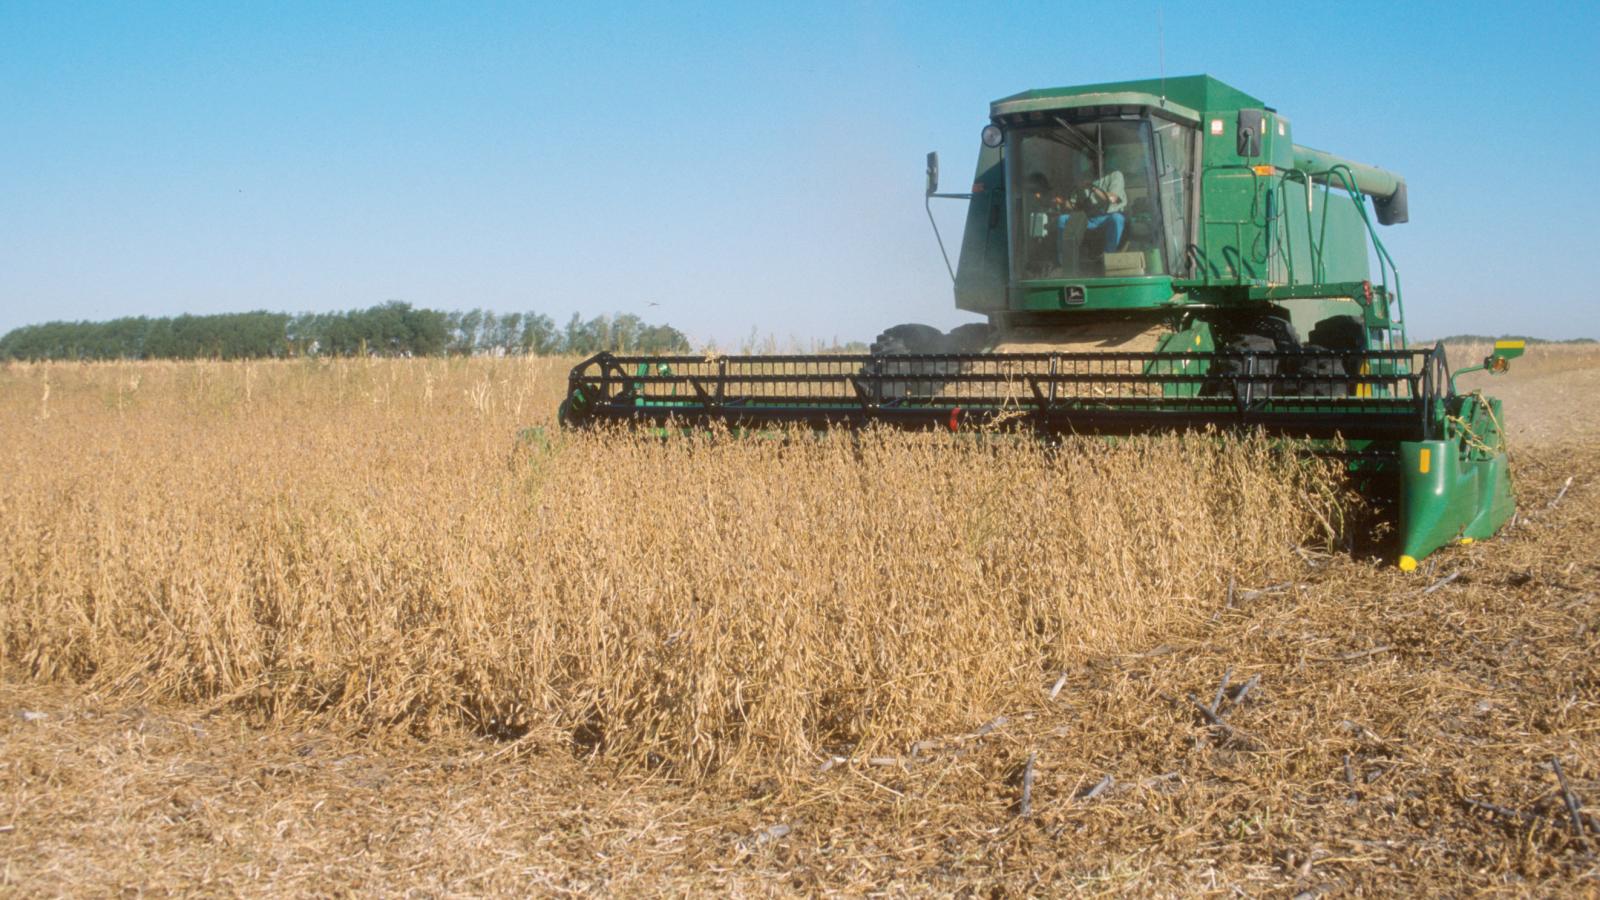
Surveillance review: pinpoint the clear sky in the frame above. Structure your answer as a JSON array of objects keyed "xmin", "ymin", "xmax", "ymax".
[{"xmin": 3, "ymin": 1, "xmax": 1597, "ymax": 344}]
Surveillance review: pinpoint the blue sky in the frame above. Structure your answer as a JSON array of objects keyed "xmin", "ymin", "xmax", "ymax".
[{"xmin": 3, "ymin": 1, "xmax": 1597, "ymax": 344}]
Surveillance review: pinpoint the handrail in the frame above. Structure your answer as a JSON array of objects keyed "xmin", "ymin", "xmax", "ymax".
[{"xmin": 1309, "ymin": 165, "xmax": 1408, "ymax": 348}]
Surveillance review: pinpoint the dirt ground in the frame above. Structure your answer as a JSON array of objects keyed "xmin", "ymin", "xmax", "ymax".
[{"xmin": 3, "ymin": 346, "xmax": 1597, "ymax": 896}]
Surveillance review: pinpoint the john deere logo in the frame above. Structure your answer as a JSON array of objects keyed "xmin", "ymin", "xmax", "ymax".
[{"xmin": 1063, "ymin": 286, "xmax": 1087, "ymax": 306}]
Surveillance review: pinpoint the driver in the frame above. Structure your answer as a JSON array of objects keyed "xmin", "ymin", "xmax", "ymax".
[{"xmin": 1058, "ymin": 170, "xmax": 1127, "ymax": 268}]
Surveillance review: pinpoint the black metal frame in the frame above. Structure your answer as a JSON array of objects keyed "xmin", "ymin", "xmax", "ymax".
[{"xmin": 564, "ymin": 346, "xmax": 1450, "ymax": 442}]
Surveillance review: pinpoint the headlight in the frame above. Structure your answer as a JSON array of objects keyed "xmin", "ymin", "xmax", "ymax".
[{"xmin": 981, "ymin": 124, "xmax": 1004, "ymax": 148}]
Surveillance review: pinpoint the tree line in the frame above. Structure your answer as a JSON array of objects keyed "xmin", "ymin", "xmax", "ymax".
[
  {"xmin": 0, "ymin": 302, "xmax": 691, "ymax": 361},
  {"xmin": 1434, "ymin": 334, "xmax": 1594, "ymax": 344}
]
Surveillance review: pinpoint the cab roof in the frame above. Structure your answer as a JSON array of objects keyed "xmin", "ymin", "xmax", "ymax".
[{"xmin": 992, "ymin": 74, "xmax": 1265, "ymax": 121}]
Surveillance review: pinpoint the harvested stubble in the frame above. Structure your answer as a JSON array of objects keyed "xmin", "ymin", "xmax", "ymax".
[{"xmin": 1, "ymin": 358, "xmax": 1334, "ymax": 779}]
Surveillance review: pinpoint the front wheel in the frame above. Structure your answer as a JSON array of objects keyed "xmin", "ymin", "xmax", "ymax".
[
  {"xmin": 863, "ymin": 322, "xmax": 988, "ymax": 401},
  {"xmin": 870, "ymin": 323, "xmax": 946, "ymax": 355}
]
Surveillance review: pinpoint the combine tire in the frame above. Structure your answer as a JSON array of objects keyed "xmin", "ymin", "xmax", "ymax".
[
  {"xmin": 1290, "ymin": 345, "xmax": 1349, "ymax": 397},
  {"xmin": 865, "ymin": 321, "xmax": 990, "ymax": 401},
  {"xmin": 1304, "ymin": 314, "xmax": 1368, "ymax": 396},
  {"xmin": 870, "ymin": 323, "xmax": 946, "ymax": 355},
  {"xmin": 1307, "ymin": 315, "xmax": 1366, "ymax": 352},
  {"xmin": 943, "ymin": 322, "xmax": 994, "ymax": 353},
  {"xmin": 1204, "ymin": 316, "xmax": 1310, "ymax": 398},
  {"xmin": 870, "ymin": 321, "xmax": 993, "ymax": 355},
  {"xmin": 1203, "ymin": 333, "xmax": 1279, "ymax": 397},
  {"xmin": 1206, "ymin": 323, "xmax": 1355, "ymax": 398}
]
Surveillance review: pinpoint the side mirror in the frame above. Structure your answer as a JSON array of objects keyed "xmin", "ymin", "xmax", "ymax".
[
  {"xmin": 1236, "ymin": 109, "xmax": 1264, "ymax": 158},
  {"xmin": 926, "ymin": 151, "xmax": 939, "ymax": 197}
]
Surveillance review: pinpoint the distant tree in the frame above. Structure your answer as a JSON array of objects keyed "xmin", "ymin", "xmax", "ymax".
[
  {"xmin": 404, "ymin": 306, "xmax": 451, "ymax": 356},
  {"xmin": 496, "ymin": 312, "xmax": 523, "ymax": 353},
  {"xmin": 478, "ymin": 311, "xmax": 499, "ymax": 354},
  {"xmin": 611, "ymin": 314, "xmax": 642, "ymax": 351},
  {"xmin": 452, "ymin": 309, "xmax": 484, "ymax": 355},
  {"xmin": 0, "ymin": 305, "xmax": 694, "ymax": 360},
  {"xmin": 520, "ymin": 313, "xmax": 558, "ymax": 354},
  {"xmin": 638, "ymin": 323, "xmax": 691, "ymax": 353},
  {"xmin": 562, "ymin": 313, "xmax": 591, "ymax": 354},
  {"xmin": 586, "ymin": 315, "xmax": 613, "ymax": 351}
]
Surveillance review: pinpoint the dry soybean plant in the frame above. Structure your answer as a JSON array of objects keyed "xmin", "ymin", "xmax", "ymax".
[{"xmin": 0, "ymin": 358, "xmax": 1339, "ymax": 779}]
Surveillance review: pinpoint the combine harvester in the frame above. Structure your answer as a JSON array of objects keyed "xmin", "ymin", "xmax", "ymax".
[{"xmin": 560, "ymin": 75, "xmax": 1522, "ymax": 568}]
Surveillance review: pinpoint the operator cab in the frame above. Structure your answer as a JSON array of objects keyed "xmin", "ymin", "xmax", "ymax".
[{"xmin": 1009, "ymin": 111, "xmax": 1196, "ymax": 282}]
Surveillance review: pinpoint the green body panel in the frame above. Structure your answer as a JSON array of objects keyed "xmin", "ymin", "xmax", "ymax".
[
  {"xmin": 1396, "ymin": 395, "xmax": 1516, "ymax": 564},
  {"xmin": 1187, "ymin": 100, "xmax": 1389, "ymax": 296},
  {"xmin": 1154, "ymin": 321, "xmax": 1215, "ymax": 355},
  {"xmin": 1018, "ymin": 279, "xmax": 1176, "ymax": 311},
  {"xmin": 1312, "ymin": 191, "xmax": 1377, "ymax": 284},
  {"xmin": 1191, "ymin": 170, "xmax": 1373, "ymax": 288},
  {"xmin": 1150, "ymin": 322, "xmax": 1216, "ymax": 397},
  {"xmin": 954, "ymin": 142, "xmax": 1009, "ymax": 314}
]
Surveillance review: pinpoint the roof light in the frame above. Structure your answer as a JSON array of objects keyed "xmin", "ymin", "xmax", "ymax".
[{"xmin": 981, "ymin": 124, "xmax": 1004, "ymax": 148}]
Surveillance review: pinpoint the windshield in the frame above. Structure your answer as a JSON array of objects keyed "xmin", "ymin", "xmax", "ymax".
[{"xmin": 1010, "ymin": 116, "xmax": 1192, "ymax": 281}]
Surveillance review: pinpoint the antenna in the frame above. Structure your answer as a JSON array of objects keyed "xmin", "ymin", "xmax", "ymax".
[{"xmin": 1158, "ymin": 6, "xmax": 1166, "ymax": 107}]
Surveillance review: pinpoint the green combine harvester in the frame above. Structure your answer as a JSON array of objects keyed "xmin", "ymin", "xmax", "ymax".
[{"xmin": 560, "ymin": 75, "xmax": 1522, "ymax": 569}]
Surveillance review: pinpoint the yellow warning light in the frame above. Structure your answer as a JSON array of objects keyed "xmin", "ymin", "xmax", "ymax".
[
  {"xmin": 1418, "ymin": 448, "xmax": 1431, "ymax": 474},
  {"xmin": 1252, "ymin": 164, "xmax": 1275, "ymax": 176},
  {"xmin": 1399, "ymin": 555, "xmax": 1418, "ymax": 572}
]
